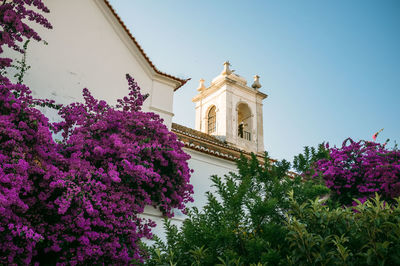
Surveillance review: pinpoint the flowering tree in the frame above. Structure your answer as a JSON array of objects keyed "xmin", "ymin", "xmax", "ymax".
[
  {"xmin": 46, "ymin": 74, "xmax": 193, "ymax": 264},
  {"xmin": 0, "ymin": 76, "xmax": 193, "ymax": 264},
  {"xmin": 314, "ymin": 139, "xmax": 400, "ymax": 205},
  {"xmin": 0, "ymin": 2, "xmax": 55, "ymax": 263},
  {"xmin": 0, "ymin": 83, "xmax": 64, "ymax": 264},
  {"xmin": 0, "ymin": 0, "xmax": 52, "ymax": 84},
  {"xmin": 1, "ymin": 1, "xmax": 193, "ymax": 264},
  {"xmin": 0, "ymin": 2, "xmax": 193, "ymax": 261}
]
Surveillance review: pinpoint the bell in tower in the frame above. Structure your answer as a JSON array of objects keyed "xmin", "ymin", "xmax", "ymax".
[{"xmin": 192, "ymin": 62, "xmax": 268, "ymax": 154}]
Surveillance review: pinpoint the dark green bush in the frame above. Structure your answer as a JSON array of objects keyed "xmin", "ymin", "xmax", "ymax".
[
  {"xmin": 286, "ymin": 193, "xmax": 400, "ymax": 266},
  {"xmin": 143, "ymin": 153, "xmax": 328, "ymax": 265},
  {"xmin": 143, "ymin": 151, "xmax": 400, "ymax": 265}
]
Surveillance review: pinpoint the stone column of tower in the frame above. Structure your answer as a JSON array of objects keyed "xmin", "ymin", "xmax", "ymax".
[{"xmin": 192, "ymin": 62, "xmax": 268, "ymax": 154}]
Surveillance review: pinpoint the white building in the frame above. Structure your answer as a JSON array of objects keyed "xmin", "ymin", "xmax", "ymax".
[
  {"xmin": 6, "ymin": 0, "xmax": 268, "ymax": 236},
  {"xmin": 14, "ymin": 0, "xmax": 188, "ymax": 128}
]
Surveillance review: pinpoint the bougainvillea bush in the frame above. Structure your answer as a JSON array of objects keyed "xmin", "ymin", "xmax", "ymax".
[
  {"xmin": 313, "ymin": 139, "xmax": 400, "ymax": 205},
  {"xmin": 49, "ymin": 74, "xmax": 193, "ymax": 264},
  {"xmin": 0, "ymin": 76, "xmax": 193, "ymax": 264},
  {"xmin": 0, "ymin": 83, "xmax": 64, "ymax": 264},
  {"xmin": 1, "ymin": 1, "xmax": 193, "ymax": 264}
]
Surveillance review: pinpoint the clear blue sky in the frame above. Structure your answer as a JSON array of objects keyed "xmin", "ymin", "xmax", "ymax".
[{"xmin": 109, "ymin": 0, "xmax": 400, "ymax": 161}]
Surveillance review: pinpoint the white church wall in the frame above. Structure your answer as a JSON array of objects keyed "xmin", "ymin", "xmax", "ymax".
[
  {"xmin": 184, "ymin": 148, "xmax": 238, "ymax": 209},
  {"xmin": 149, "ymin": 79, "xmax": 176, "ymax": 127},
  {"xmin": 141, "ymin": 148, "xmax": 238, "ymax": 240},
  {"xmin": 5, "ymin": 0, "xmax": 177, "ymax": 128},
  {"xmin": 255, "ymin": 99, "xmax": 265, "ymax": 152}
]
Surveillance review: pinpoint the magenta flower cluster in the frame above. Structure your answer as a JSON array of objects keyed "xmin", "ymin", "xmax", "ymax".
[
  {"xmin": 0, "ymin": 75, "xmax": 193, "ymax": 264},
  {"xmin": 314, "ymin": 138, "xmax": 400, "ymax": 205},
  {"xmin": 0, "ymin": 1, "xmax": 193, "ymax": 263},
  {"xmin": 0, "ymin": 0, "xmax": 52, "ymax": 84},
  {"xmin": 0, "ymin": 82, "xmax": 62, "ymax": 264}
]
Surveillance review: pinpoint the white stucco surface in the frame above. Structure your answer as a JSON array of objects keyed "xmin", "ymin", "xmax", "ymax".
[
  {"xmin": 4, "ymin": 0, "xmax": 179, "ymax": 128},
  {"xmin": 141, "ymin": 148, "xmax": 237, "ymax": 240},
  {"xmin": 184, "ymin": 148, "xmax": 238, "ymax": 209}
]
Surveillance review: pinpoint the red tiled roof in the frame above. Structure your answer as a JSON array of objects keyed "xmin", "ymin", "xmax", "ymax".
[{"xmin": 103, "ymin": 0, "xmax": 190, "ymax": 91}]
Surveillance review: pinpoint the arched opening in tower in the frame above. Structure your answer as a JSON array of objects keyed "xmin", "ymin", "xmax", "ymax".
[
  {"xmin": 237, "ymin": 103, "xmax": 252, "ymax": 141},
  {"xmin": 207, "ymin": 105, "xmax": 216, "ymax": 134}
]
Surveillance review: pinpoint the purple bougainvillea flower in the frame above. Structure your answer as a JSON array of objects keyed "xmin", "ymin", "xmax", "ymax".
[
  {"xmin": 0, "ymin": 76, "xmax": 193, "ymax": 264},
  {"xmin": 314, "ymin": 137, "xmax": 400, "ymax": 205}
]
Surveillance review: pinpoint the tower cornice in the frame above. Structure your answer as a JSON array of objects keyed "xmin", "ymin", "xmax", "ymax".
[{"xmin": 192, "ymin": 76, "xmax": 267, "ymax": 103}]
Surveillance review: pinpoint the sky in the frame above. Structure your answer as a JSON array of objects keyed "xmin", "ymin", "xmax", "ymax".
[{"xmin": 108, "ymin": 0, "xmax": 400, "ymax": 161}]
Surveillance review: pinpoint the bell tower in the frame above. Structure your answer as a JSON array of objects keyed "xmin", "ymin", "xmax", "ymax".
[{"xmin": 192, "ymin": 62, "xmax": 268, "ymax": 154}]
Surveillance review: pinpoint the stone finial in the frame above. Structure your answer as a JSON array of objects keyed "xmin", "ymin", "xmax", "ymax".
[
  {"xmin": 221, "ymin": 61, "xmax": 232, "ymax": 76},
  {"xmin": 197, "ymin": 78, "xmax": 206, "ymax": 92},
  {"xmin": 251, "ymin": 75, "xmax": 262, "ymax": 89}
]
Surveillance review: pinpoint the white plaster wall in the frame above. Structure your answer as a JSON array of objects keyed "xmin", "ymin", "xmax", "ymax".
[
  {"xmin": 4, "ymin": 0, "xmax": 176, "ymax": 127},
  {"xmin": 184, "ymin": 148, "xmax": 237, "ymax": 209},
  {"xmin": 149, "ymin": 80, "xmax": 176, "ymax": 127},
  {"xmin": 195, "ymin": 104, "xmax": 202, "ymax": 131},
  {"xmin": 255, "ymin": 98, "xmax": 265, "ymax": 152},
  {"xmin": 141, "ymin": 148, "xmax": 237, "ymax": 240}
]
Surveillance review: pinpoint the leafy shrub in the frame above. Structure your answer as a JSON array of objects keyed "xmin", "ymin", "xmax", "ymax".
[
  {"xmin": 286, "ymin": 193, "xmax": 400, "ymax": 265},
  {"xmin": 292, "ymin": 144, "xmax": 330, "ymax": 177},
  {"xmin": 145, "ymin": 143, "xmax": 400, "ymax": 266},
  {"xmin": 144, "ymin": 154, "xmax": 329, "ymax": 265}
]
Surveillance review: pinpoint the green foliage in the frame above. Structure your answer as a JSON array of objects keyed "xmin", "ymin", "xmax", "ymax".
[
  {"xmin": 143, "ymin": 148, "xmax": 400, "ymax": 265},
  {"xmin": 292, "ymin": 144, "xmax": 330, "ymax": 176},
  {"xmin": 142, "ymin": 143, "xmax": 400, "ymax": 265},
  {"xmin": 285, "ymin": 192, "xmax": 400, "ymax": 266},
  {"xmin": 144, "ymin": 153, "xmax": 329, "ymax": 265},
  {"xmin": 11, "ymin": 40, "xmax": 31, "ymax": 84}
]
